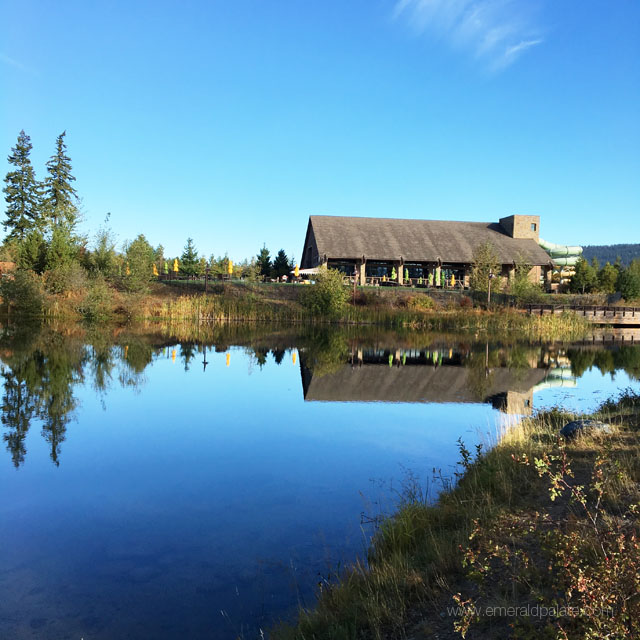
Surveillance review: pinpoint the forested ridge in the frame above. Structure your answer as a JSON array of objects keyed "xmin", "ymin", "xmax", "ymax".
[{"xmin": 582, "ymin": 244, "xmax": 640, "ymax": 267}]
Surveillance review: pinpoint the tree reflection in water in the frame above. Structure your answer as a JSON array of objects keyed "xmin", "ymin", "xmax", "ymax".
[{"xmin": 1, "ymin": 323, "xmax": 639, "ymax": 468}]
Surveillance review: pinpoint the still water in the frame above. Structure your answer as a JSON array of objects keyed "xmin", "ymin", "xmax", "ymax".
[{"xmin": 0, "ymin": 324, "xmax": 639, "ymax": 639}]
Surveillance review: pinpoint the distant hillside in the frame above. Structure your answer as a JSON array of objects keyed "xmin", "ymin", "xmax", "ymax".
[{"xmin": 582, "ymin": 244, "xmax": 640, "ymax": 267}]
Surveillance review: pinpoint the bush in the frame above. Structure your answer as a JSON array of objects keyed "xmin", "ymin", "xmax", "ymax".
[
  {"xmin": 76, "ymin": 275, "xmax": 114, "ymax": 321},
  {"xmin": 406, "ymin": 295, "xmax": 435, "ymax": 311},
  {"xmin": 0, "ymin": 269, "xmax": 44, "ymax": 317},
  {"xmin": 459, "ymin": 295, "xmax": 473, "ymax": 309},
  {"xmin": 44, "ymin": 262, "xmax": 88, "ymax": 295},
  {"xmin": 300, "ymin": 267, "xmax": 349, "ymax": 317}
]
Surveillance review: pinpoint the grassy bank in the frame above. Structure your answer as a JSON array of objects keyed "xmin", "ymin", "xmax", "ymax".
[
  {"xmin": 1, "ymin": 275, "xmax": 592, "ymax": 341},
  {"xmin": 272, "ymin": 390, "xmax": 640, "ymax": 640},
  {"xmin": 26, "ymin": 280, "xmax": 589, "ymax": 340}
]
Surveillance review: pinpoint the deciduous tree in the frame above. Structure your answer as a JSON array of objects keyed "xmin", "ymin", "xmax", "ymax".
[{"xmin": 469, "ymin": 242, "xmax": 500, "ymax": 293}]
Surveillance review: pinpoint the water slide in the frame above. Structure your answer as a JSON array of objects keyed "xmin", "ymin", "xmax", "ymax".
[
  {"xmin": 538, "ymin": 238, "xmax": 582, "ymax": 267},
  {"xmin": 533, "ymin": 367, "xmax": 578, "ymax": 392}
]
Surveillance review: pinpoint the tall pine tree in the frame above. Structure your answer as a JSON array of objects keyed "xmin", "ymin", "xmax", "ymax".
[
  {"xmin": 3, "ymin": 130, "xmax": 42, "ymax": 242},
  {"xmin": 44, "ymin": 131, "xmax": 79, "ymax": 231},
  {"xmin": 256, "ymin": 244, "xmax": 271, "ymax": 279},
  {"xmin": 272, "ymin": 249, "xmax": 291, "ymax": 278},
  {"xmin": 180, "ymin": 238, "xmax": 199, "ymax": 276}
]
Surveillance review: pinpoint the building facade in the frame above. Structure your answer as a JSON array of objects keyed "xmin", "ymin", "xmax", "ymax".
[{"xmin": 300, "ymin": 214, "xmax": 553, "ymax": 288}]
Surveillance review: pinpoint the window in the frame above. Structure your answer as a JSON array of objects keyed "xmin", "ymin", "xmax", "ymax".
[{"xmin": 531, "ymin": 223, "xmax": 537, "ymax": 231}]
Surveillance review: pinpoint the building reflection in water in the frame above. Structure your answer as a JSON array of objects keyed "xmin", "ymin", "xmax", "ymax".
[{"xmin": 299, "ymin": 345, "xmax": 580, "ymax": 416}]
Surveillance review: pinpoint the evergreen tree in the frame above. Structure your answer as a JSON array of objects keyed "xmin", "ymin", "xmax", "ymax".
[
  {"xmin": 598, "ymin": 262, "xmax": 618, "ymax": 294},
  {"xmin": 45, "ymin": 225, "xmax": 77, "ymax": 272},
  {"xmin": 570, "ymin": 258, "xmax": 598, "ymax": 294},
  {"xmin": 3, "ymin": 130, "xmax": 43, "ymax": 241},
  {"xmin": 17, "ymin": 229, "xmax": 46, "ymax": 272},
  {"xmin": 43, "ymin": 131, "xmax": 79, "ymax": 231},
  {"xmin": 256, "ymin": 244, "xmax": 271, "ymax": 279},
  {"xmin": 272, "ymin": 249, "xmax": 291, "ymax": 278},
  {"xmin": 180, "ymin": 238, "xmax": 199, "ymax": 276},
  {"xmin": 617, "ymin": 260, "xmax": 640, "ymax": 301},
  {"xmin": 89, "ymin": 221, "xmax": 117, "ymax": 277}
]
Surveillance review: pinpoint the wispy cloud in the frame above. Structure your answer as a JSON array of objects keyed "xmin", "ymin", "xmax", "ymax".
[
  {"xmin": 0, "ymin": 52, "xmax": 29, "ymax": 71},
  {"xmin": 393, "ymin": 0, "xmax": 543, "ymax": 71}
]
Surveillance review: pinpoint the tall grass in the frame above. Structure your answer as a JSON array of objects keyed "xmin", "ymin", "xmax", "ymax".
[{"xmin": 272, "ymin": 393, "xmax": 640, "ymax": 639}]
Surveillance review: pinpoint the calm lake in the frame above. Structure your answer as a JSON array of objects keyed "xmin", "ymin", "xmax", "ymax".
[{"xmin": 1, "ymin": 324, "xmax": 639, "ymax": 639}]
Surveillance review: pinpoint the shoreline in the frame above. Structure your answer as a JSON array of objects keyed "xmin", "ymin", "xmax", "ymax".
[
  {"xmin": 2, "ymin": 280, "xmax": 591, "ymax": 342},
  {"xmin": 272, "ymin": 390, "xmax": 640, "ymax": 640}
]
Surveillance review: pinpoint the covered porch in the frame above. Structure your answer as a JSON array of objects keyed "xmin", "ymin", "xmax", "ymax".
[{"xmin": 327, "ymin": 258, "xmax": 470, "ymax": 288}]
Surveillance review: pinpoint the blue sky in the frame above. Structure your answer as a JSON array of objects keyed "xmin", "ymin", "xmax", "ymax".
[{"xmin": 1, "ymin": 0, "xmax": 639, "ymax": 262}]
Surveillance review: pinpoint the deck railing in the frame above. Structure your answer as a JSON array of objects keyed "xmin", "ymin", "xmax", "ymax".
[{"xmin": 526, "ymin": 304, "xmax": 640, "ymax": 324}]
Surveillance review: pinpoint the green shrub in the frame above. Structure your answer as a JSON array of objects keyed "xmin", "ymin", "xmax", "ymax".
[
  {"xmin": 76, "ymin": 275, "xmax": 114, "ymax": 321},
  {"xmin": 44, "ymin": 262, "xmax": 88, "ymax": 295},
  {"xmin": 407, "ymin": 295, "xmax": 435, "ymax": 311},
  {"xmin": 0, "ymin": 269, "xmax": 44, "ymax": 317},
  {"xmin": 301, "ymin": 267, "xmax": 349, "ymax": 317}
]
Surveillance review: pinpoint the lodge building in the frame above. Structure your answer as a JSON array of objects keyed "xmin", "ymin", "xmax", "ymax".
[{"xmin": 300, "ymin": 214, "xmax": 554, "ymax": 288}]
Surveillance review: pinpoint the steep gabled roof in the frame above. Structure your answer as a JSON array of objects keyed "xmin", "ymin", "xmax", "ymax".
[{"xmin": 308, "ymin": 215, "xmax": 552, "ymax": 265}]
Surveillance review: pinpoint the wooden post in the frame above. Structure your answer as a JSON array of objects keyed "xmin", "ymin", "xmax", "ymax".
[{"xmin": 353, "ymin": 265, "xmax": 357, "ymax": 305}]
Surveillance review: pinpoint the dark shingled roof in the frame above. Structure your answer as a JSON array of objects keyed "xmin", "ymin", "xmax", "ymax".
[{"xmin": 308, "ymin": 215, "xmax": 552, "ymax": 265}]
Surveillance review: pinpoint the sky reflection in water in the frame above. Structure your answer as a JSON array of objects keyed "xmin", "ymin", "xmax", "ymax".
[{"xmin": 0, "ymin": 326, "xmax": 638, "ymax": 639}]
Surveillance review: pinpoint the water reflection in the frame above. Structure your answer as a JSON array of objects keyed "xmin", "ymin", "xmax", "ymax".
[
  {"xmin": 300, "ymin": 345, "xmax": 550, "ymax": 415},
  {"xmin": 1, "ymin": 324, "xmax": 639, "ymax": 469},
  {"xmin": 1, "ymin": 323, "xmax": 639, "ymax": 639}
]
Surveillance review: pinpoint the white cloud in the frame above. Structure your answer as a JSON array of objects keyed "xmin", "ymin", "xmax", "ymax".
[
  {"xmin": 393, "ymin": 0, "xmax": 543, "ymax": 71},
  {"xmin": 0, "ymin": 53, "xmax": 27, "ymax": 71}
]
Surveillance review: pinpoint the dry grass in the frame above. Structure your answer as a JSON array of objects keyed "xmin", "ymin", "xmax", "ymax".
[{"xmin": 271, "ymin": 391, "xmax": 640, "ymax": 640}]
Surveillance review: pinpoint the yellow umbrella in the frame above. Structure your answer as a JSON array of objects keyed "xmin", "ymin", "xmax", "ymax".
[
  {"xmin": 292, "ymin": 351, "xmax": 297, "ymax": 365},
  {"xmin": 171, "ymin": 348, "xmax": 176, "ymax": 362},
  {"xmin": 226, "ymin": 352, "xmax": 230, "ymax": 367},
  {"xmin": 173, "ymin": 258, "xmax": 179, "ymax": 273},
  {"xmin": 227, "ymin": 260, "xmax": 233, "ymax": 275},
  {"xmin": 451, "ymin": 274, "xmax": 456, "ymax": 287},
  {"xmin": 294, "ymin": 265, "xmax": 299, "ymax": 278},
  {"xmin": 153, "ymin": 264, "xmax": 159, "ymax": 276}
]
